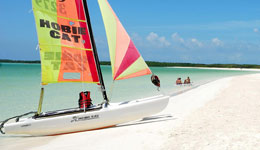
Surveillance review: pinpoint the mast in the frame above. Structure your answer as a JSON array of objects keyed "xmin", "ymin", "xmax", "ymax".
[
  {"xmin": 36, "ymin": 87, "xmax": 44, "ymax": 115},
  {"xmin": 82, "ymin": 0, "xmax": 109, "ymax": 104}
]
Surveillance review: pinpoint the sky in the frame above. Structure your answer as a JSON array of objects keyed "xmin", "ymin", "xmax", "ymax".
[{"xmin": 1, "ymin": 0, "xmax": 260, "ymax": 64}]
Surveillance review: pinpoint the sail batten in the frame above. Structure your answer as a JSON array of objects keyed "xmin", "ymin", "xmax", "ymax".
[
  {"xmin": 32, "ymin": 0, "xmax": 99, "ymax": 85},
  {"xmin": 98, "ymin": 0, "xmax": 152, "ymax": 80}
]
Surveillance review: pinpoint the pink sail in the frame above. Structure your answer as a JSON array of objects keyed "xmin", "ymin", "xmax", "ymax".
[{"xmin": 98, "ymin": 0, "xmax": 151, "ymax": 80}]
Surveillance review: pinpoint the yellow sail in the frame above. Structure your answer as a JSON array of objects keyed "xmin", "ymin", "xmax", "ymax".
[
  {"xmin": 32, "ymin": 0, "xmax": 99, "ymax": 85},
  {"xmin": 98, "ymin": 0, "xmax": 151, "ymax": 80}
]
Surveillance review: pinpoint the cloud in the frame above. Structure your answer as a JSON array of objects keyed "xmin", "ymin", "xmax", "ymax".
[
  {"xmin": 146, "ymin": 32, "xmax": 158, "ymax": 41},
  {"xmin": 158, "ymin": 36, "xmax": 171, "ymax": 46},
  {"xmin": 254, "ymin": 28, "xmax": 259, "ymax": 33},
  {"xmin": 171, "ymin": 33, "xmax": 184, "ymax": 43},
  {"xmin": 212, "ymin": 38, "xmax": 223, "ymax": 46},
  {"xmin": 146, "ymin": 32, "xmax": 171, "ymax": 47},
  {"xmin": 131, "ymin": 33, "xmax": 142, "ymax": 41},
  {"xmin": 131, "ymin": 32, "xmax": 145, "ymax": 47},
  {"xmin": 127, "ymin": 31, "xmax": 260, "ymax": 64},
  {"xmin": 142, "ymin": 20, "xmax": 260, "ymax": 32},
  {"xmin": 170, "ymin": 33, "xmax": 205, "ymax": 50},
  {"xmin": 191, "ymin": 38, "xmax": 203, "ymax": 47}
]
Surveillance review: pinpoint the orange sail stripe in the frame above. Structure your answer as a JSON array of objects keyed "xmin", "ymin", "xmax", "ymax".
[
  {"xmin": 98, "ymin": 0, "xmax": 151, "ymax": 81},
  {"xmin": 116, "ymin": 68, "xmax": 152, "ymax": 80},
  {"xmin": 33, "ymin": 0, "xmax": 99, "ymax": 84}
]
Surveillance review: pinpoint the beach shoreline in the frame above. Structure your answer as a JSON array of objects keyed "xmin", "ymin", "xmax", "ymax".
[
  {"xmin": 167, "ymin": 66, "xmax": 260, "ymax": 72},
  {"xmin": 1, "ymin": 73, "xmax": 260, "ymax": 150}
]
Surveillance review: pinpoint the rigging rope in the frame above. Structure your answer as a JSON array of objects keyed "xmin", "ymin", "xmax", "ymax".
[
  {"xmin": 0, "ymin": 111, "xmax": 37, "ymax": 134},
  {"xmin": 79, "ymin": 2, "xmax": 87, "ymax": 111},
  {"xmin": 107, "ymin": 81, "xmax": 115, "ymax": 104}
]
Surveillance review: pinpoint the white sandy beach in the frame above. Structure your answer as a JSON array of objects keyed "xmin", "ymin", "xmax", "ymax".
[
  {"xmin": 170, "ymin": 66, "xmax": 260, "ymax": 72},
  {"xmin": 1, "ymin": 73, "xmax": 260, "ymax": 150}
]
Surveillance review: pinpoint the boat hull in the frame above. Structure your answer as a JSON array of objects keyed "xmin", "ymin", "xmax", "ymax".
[{"xmin": 3, "ymin": 95, "xmax": 169, "ymax": 136}]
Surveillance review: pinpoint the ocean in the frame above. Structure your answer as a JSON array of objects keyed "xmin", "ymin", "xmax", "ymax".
[{"xmin": 0, "ymin": 63, "xmax": 258, "ymax": 122}]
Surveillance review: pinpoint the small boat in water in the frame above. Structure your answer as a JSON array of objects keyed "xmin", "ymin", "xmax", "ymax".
[{"xmin": 0, "ymin": 0, "xmax": 169, "ymax": 136}]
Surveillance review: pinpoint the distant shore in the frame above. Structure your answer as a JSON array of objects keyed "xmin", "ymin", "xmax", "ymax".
[
  {"xmin": 0, "ymin": 59, "xmax": 40, "ymax": 64},
  {"xmin": 1, "ymin": 59, "xmax": 260, "ymax": 69}
]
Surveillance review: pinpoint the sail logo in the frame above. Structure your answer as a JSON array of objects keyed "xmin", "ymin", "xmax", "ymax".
[
  {"xmin": 34, "ymin": 0, "xmax": 67, "ymax": 15},
  {"xmin": 20, "ymin": 124, "xmax": 31, "ymax": 128},
  {"xmin": 40, "ymin": 19, "xmax": 86, "ymax": 43}
]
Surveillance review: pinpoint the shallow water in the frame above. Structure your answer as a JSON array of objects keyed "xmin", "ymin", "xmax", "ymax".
[{"xmin": 0, "ymin": 63, "xmax": 257, "ymax": 122}]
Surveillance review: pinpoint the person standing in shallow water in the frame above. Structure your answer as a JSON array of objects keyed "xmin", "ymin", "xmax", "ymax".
[
  {"xmin": 184, "ymin": 77, "xmax": 191, "ymax": 84},
  {"xmin": 176, "ymin": 78, "xmax": 182, "ymax": 85}
]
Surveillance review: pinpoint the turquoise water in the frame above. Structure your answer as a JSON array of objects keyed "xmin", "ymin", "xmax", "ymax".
[{"xmin": 0, "ymin": 63, "xmax": 258, "ymax": 122}]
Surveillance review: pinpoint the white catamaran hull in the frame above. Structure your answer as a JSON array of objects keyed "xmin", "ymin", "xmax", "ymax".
[{"xmin": 3, "ymin": 95, "xmax": 169, "ymax": 136}]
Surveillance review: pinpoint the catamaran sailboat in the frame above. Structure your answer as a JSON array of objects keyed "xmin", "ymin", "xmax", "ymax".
[{"xmin": 0, "ymin": 0, "xmax": 169, "ymax": 136}]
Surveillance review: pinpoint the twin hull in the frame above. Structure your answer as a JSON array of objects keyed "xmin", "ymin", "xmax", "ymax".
[{"xmin": 4, "ymin": 95, "xmax": 169, "ymax": 136}]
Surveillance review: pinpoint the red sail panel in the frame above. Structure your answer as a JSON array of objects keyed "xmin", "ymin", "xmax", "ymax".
[
  {"xmin": 32, "ymin": 0, "xmax": 99, "ymax": 84},
  {"xmin": 114, "ymin": 40, "xmax": 140, "ymax": 80},
  {"xmin": 98, "ymin": 0, "xmax": 151, "ymax": 81},
  {"xmin": 56, "ymin": 0, "xmax": 99, "ymax": 83}
]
